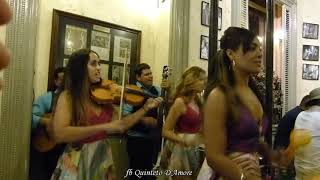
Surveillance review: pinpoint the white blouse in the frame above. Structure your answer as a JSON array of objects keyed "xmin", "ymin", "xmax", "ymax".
[{"xmin": 294, "ymin": 105, "xmax": 320, "ymax": 179}]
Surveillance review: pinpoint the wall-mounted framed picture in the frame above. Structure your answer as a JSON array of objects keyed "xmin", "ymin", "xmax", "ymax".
[
  {"xmin": 302, "ymin": 23, "xmax": 319, "ymax": 39},
  {"xmin": 48, "ymin": 9, "xmax": 141, "ymax": 90},
  {"xmin": 303, "ymin": 45, "xmax": 319, "ymax": 61},
  {"xmin": 302, "ymin": 64, "xmax": 319, "ymax": 80},
  {"xmin": 218, "ymin": 7, "xmax": 222, "ymax": 30},
  {"xmin": 200, "ymin": 35, "xmax": 209, "ymax": 60},
  {"xmin": 201, "ymin": 1, "xmax": 210, "ymax": 27}
]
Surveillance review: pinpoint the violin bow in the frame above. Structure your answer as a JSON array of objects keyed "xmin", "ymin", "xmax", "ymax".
[{"xmin": 118, "ymin": 49, "xmax": 130, "ymax": 121}]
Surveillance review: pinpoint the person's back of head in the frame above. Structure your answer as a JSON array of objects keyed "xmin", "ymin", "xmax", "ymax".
[
  {"xmin": 299, "ymin": 95, "xmax": 311, "ymax": 110},
  {"xmin": 303, "ymin": 87, "xmax": 320, "ymax": 110}
]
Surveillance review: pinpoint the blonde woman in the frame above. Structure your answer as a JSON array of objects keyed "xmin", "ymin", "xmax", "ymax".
[{"xmin": 160, "ymin": 66, "xmax": 207, "ymax": 180}]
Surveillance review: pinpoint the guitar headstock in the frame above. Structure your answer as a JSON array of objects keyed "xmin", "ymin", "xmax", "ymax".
[{"xmin": 162, "ymin": 65, "xmax": 172, "ymax": 80}]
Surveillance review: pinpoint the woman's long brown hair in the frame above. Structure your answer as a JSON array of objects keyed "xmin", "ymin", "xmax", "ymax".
[
  {"xmin": 173, "ymin": 66, "xmax": 206, "ymax": 107},
  {"xmin": 64, "ymin": 48, "xmax": 99, "ymax": 126}
]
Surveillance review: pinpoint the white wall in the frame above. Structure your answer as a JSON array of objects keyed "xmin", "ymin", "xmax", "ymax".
[
  {"xmin": 152, "ymin": 1, "xmax": 171, "ymax": 85},
  {"xmin": 188, "ymin": 0, "xmax": 232, "ymax": 71},
  {"xmin": 296, "ymin": 0, "xmax": 320, "ymax": 103},
  {"xmin": 34, "ymin": 0, "xmax": 170, "ymax": 98}
]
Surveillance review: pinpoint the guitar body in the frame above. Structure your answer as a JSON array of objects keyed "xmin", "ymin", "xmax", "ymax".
[
  {"xmin": 33, "ymin": 128, "xmax": 56, "ymax": 152},
  {"xmin": 32, "ymin": 113, "xmax": 56, "ymax": 152}
]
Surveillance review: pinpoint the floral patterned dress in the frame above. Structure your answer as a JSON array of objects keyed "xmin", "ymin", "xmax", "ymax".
[{"xmin": 51, "ymin": 104, "xmax": 115, "ymax": 180}]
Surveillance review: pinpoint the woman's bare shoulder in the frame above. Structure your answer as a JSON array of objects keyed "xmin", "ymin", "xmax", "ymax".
[{"xmin": 207, "ymin": 87, "xmax": 226, "ymax": 102}]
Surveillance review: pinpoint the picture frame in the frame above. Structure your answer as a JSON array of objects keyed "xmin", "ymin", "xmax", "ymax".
[
  {"xmin": 218, "ymin": 7, "xmax": 222, "ymax": 30},
  {"xmin": 302, "ymin": 45, "xmax": 319, "ymax": 61},
  {"xmin": 48, "ymin": 9, "xmax": 141, "ymax": 89},
  {"xmin": 302, "ymin": 64, "xmax": 319, "ymax": 80},
  {"xmin": 200, "ymin": 35, "xmax": 209, "ymax": 60},
  {"xmin": 201, "ymin": 1, "xmax": 210, "ymax": 27},
  {"xmin": 302, "ymin": 23, "xmax": 319, "ymax": 39}
]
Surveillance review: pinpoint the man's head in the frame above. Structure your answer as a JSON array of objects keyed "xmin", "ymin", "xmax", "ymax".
[
  {"xmin": 134, "ymin": 63, "xmax": 153, "ymax": 87},
  {"xmin": 53, "ymin": 67, "xmax": 65, "ymax": 90},
  {"xmin": 303, "ymin": 87, "xmax": 320, "ymax": 109}
]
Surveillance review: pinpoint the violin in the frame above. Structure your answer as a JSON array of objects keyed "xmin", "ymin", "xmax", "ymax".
[{"xmin": 90, "ymin": 79, "xmax": 157, "ymax": 106}]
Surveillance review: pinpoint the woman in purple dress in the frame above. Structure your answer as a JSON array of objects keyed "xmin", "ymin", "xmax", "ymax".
[{"xmin": 202, "ymin": 27, "xmax": 287, "ymax": 180}]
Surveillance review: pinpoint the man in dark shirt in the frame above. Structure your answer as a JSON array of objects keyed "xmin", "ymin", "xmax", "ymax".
[
  {"xmin": 123, "ymin": 63, "xmax": 168, "ymax": 180},
  {"xmin": 274, "ymin": 95, "xmax": 310, "ymax": 149},
  {"xmin": 273, "ymin": 95, "xmax": 310, "ymax": 178}
]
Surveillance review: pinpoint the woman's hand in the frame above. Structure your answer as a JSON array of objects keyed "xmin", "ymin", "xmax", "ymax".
[
  {"xmin": 230, "ymin": 153, "xmax": 261, "ymax": 178},
  {"xmin": 275, "ymin": 149, "xmax": 292, "ymax": 167}
]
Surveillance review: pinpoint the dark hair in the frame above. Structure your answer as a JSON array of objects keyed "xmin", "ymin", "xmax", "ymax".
[
  {"xmin": 173, "ymin": 66, "xmax": 206, "ymax": 111},
  {"xmin": 54, "ymin": 67, "xmax": 65, "ymax": 80},
  {"xmin": 134, "ymin": 63, "xmax": 151, "ymax": 77},
  {"xmin": 299, "ymin": 95, "xmax": 311, "ymax": 110},
  {"xmin": 50, "ymin": 67, "xmax": 65, "ymax": 91},
  {"xmin": 64, "ymin": 48, "xmax": 99, "ymax": 126},
  {"xmin": 204, "ymin": 27, "xmax": 263, "ymax": 123},
  {"xmin": 304, "ymin": 99, "xmax": 320, "ymax": 109}
]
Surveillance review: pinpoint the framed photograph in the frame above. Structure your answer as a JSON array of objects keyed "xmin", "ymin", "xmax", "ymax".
[
  {"xmin": 91, "ymin": 27, "xmax": 111, "ymax": 61},
  {"xmin": 302, "ymin": 64, "xmax": 319, "ymax": 80},
  {"xmin": 48, "ymin": 9, "xmax": 141, "ymax": 89},
  {"xmin": 302, "ymin": 23, "xmax": 319, "ymax": 39},
  {"xmin": 201, "ymin": 1, "xmax": 210, "ymax": 27},
  {"xmin": 113, "ymin": 36, "xmax": 132, "ymax": 64},
  {"xmin": 303, "ymin": 45, "xmax": 319, "ymax": 61},
  {"xmin": 218, "ymin": 7, "xmax": 222, "ymax": 30},
  {"xmin": 200, "ymin": 35, "xmax": 209, "ymax": 60},
  {"xmin": 64, "ymin": 25, "xmax": 87, "ymax": 55},
  {"xmin": 111, "ymin": 65, "xmax": 131, "ymax": 85}
]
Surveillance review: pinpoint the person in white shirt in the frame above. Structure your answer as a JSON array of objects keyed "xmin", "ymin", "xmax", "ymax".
[{"xmin": 294, "ymin": 87, "xmax": 320, "ymax": 179}]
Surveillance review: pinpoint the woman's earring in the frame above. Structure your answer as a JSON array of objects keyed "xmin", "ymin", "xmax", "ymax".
[
  {"xmin": 232, "ymin": 59, "xmax": 236, "ymax": 67},
  {"xmin": 229, "ymin": 59, "xmax": 235, "ymax": 70}
]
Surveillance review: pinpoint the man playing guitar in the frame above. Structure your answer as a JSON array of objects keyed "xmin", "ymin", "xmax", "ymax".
[{"xmin": 29, "ymin": 67, "xmax": 65, "ymax": 180}]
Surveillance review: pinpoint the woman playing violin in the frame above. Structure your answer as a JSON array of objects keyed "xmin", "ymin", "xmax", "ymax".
[{"xmin": 51, "ymin": 49, "xmax": 163, "ymax": 180}]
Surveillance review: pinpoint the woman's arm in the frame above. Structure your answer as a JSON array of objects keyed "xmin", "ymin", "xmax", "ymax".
[
  {"xmin": 204, "ymin": 88, "xmax": 245, "ymax": 180},
  {"xmin": 52, "ymin": 91, "xmax": 123, "ymax": 143},
  {"xmin": 162, "ymin": 97, "xmax": 186, "ymax": 145}
]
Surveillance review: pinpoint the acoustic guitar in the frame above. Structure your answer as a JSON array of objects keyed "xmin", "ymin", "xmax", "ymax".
[{"xmin": 32, "ymin": 113, "xmax": 56, "ymax": 152}]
